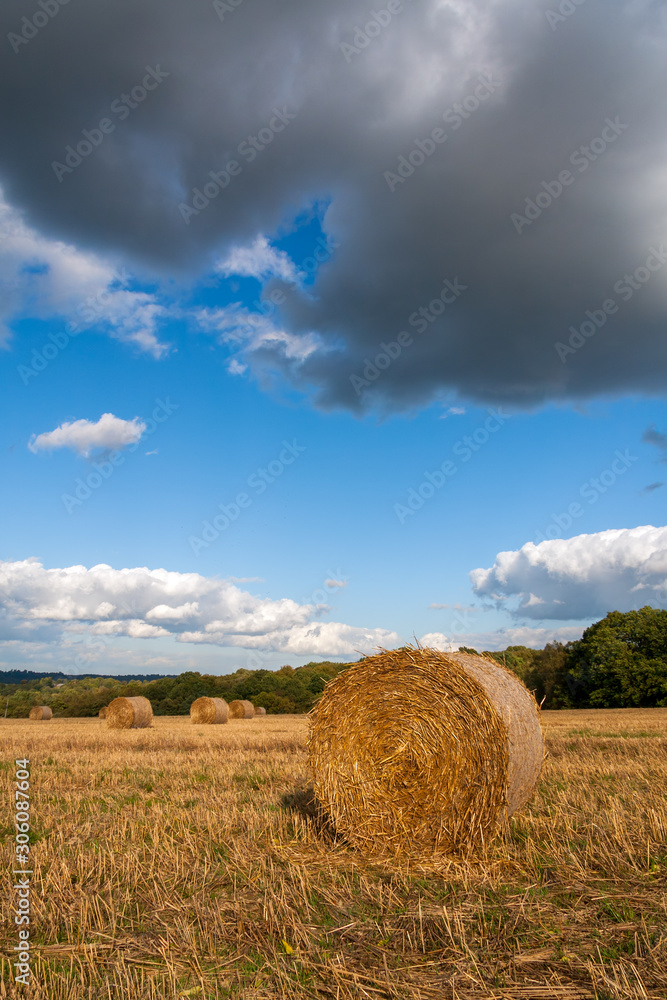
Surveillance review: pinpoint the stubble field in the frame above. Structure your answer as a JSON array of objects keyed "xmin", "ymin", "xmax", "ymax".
[{"xmin": 1, "ymin": 708, "xmax": 666, "ymax": 999}]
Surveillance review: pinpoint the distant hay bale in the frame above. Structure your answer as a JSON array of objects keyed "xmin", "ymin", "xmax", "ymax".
[
  {"xmin": 28, "ymin": 706, "xmax": 52, "ymax": 721},
  {"xmin": 106, "ymin": 696, "xmax": 153, "ymax": 730},
  {"xmin": 307, "ymin": 645, "xmax": 543, "ymax": 858},
  {"xmin": 190, "ymin": 697, "xmax": 229, "ymax": 724},
  {"xmin": 254, "ymin": 706, "xmax": 267, "ymax": 716},
  {"xmin": 98, "ymin": 707, "xmax": 107, "ymax": 719},
  {"xmin": 229, "ymin": 699, "xmax": 254, "ymax": 719}
]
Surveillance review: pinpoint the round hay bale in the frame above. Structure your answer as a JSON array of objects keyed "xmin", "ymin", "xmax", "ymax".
[
  {"xmin": 106, "ymin": 696, "xmax": 153, "ymax": 730},
  {"xmin": 98, "ymin": 707, "xmax": 107, "ymax": 719},
  {"xmin": 190, "ymin": 696, "xmax": 229, "ymax": 725},
  {"xmin": 28, "ymin": 706, "xmax": 52, "ymax": 721},
  {"xmin": 254, "ymin": 706, "xmax": 267, "ymax": 716},
  {"xmin": 228, "ymin": 699, "xmax": 254, "ymax": 719},
  {"xmin": 307, "ymin": 645, "xmax": 543, "ymax": 858}
]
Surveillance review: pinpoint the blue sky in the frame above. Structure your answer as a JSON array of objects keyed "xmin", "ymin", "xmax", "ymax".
[
  {"xmin": 1, "ymin": 0, "xmax": 667, "ymax": 675},
  {"xmin": 1, "ymin": 230, "xmax": 665, "ymax": 674}
]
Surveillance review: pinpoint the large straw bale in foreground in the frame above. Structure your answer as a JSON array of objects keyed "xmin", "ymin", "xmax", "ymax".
[
  {"xmin": 307, "ymin": 645, "xmax": 543, "ymax": 857},
  {"xmin": 254, "ymin": 706, "xmax": 267, "ymax": 716},
  {"xmin": 229, "ymin": 699, "xmax": 254, "ymax": 719},
  {"xmin": 190, "ymin": 696, "xmax": 229, "ymax": 724},
  {"xmin": 106, "ymin": 696, "xmax": 153, "ymax": 730},
  {"xmin": 29, "ymin": 706, "xmax": 52, "ymax": 720}
]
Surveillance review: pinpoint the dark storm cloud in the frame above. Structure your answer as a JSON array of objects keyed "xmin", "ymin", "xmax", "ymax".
[{"xmin": 1, "ymin": 0, "xmax": 667, "ymax": 411}]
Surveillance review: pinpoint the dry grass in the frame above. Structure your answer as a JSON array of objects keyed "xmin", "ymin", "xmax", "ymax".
[{"xmin": 0, "ymin": 709, "xmax": 666, "ymax": 999}]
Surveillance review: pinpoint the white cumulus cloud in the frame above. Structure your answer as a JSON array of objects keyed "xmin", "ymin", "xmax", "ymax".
[
  {"xmin": 217, "ymin": 235, "xmax": 302, "ymax": 285},
  {"xmin": 28, "ymin": 413, "xmax": 146, "ymax": 458},
  {"xmin": 471, "ymin": 525, "xmax": 667, "ymax": 620},
  {"xmin": 197, "ymin": 304, "xmax": 321, "ymax": 361},
  {"xmin": 195, "ymin": 303, "xmax": 323, "ymax": 385},
  {"xmin": 0, "ymin": 559, "xmax": 398, "ymax": 657},
  {"xmin": 419, "ymin": 632, "xmax": 454, "ymax": 651}
]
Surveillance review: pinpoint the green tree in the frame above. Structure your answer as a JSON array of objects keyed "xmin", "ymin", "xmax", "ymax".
[
  {"xmin": 524, "ymin": 642, "xmax": 571, "ymax": 708},
  {"xmin": 484, "ymin": 645, "xmax": 537, "ymax": 683},
  {"xmin": 566, "ymin": 607, "xmax": 667, "ymax": 707}
]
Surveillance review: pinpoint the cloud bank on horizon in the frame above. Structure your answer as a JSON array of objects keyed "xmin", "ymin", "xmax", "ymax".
[
  {"xmin": 1, "ymin": 0, "xmax": 667, "ymax": 411},
  {"xmin": 0, "ymin": 558, "xmax": 398, "ymax": 659},
  {"xmin": 2, "ymin": 526, "xmax": 665, "ymax": 671}
]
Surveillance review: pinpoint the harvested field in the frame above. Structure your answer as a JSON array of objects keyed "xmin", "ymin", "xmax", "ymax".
[{"xmin": 0, "ymin": 709, "xmax": 666, "ymax": 999}]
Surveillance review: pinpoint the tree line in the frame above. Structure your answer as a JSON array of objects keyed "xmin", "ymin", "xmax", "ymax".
[
  {"xmin": 1, "ymin": 607, "xmax": 666, "ymax": 717},
  {"xmin": 0, "ymin": 661, "xmax": 348, "ymax": 718}
]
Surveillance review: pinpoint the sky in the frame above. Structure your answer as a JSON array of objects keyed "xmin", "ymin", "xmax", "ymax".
[{"xmin": 0, "ymin": 0, "xmax": 666, "ymax": 676}]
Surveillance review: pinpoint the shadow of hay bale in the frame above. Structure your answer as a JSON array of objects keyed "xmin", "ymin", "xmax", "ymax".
[{"xmin": 281, "ymin": 783, "xmax": 341, "ymax": 844}]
